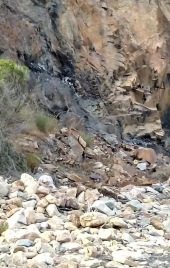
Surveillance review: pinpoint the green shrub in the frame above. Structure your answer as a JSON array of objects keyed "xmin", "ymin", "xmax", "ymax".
[
  {"xmin": 0, "ymin": 59, "xmax": 30, "ymax": 129},
  {"xmin": 80, "ymin": 131, "xmax": 94, "ymax": 147},
  {"xmin": 0, "ymin": 59, "xmax": 29, "ymax": 89},
  {"xmin": 0, "ymin": 60, "xmax": 30, "ymax": 172},
  {"xmin": 35, "ymin": 112, "xmax": 57, "ymax": 133},
  {"xmin": 26, "ymin": 153, "xmax": 41, "ymax": 172}
]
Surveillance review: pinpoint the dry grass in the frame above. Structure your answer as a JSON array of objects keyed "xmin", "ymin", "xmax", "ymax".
[
  {"xmin": 0, "ymin": 135, "xmax": 28, "ymax": 172},
  {"xmin": 80, "ymin": 131, "xmax": 94, "ymax": 147},
  {"xmin": 35, "ymin": 112, "xmax": 57, "ymax": 133},
  {"xmin": 17, "ymin": 105, "xmax": 34, "ymax": 122}
]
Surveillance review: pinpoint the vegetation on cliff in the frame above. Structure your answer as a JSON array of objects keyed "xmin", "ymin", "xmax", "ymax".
[{"xmin": 0, "ymin": 60, "xmax": 29, "ymax": 172}]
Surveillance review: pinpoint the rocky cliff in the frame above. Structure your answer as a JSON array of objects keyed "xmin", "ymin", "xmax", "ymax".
[
  {"xmin": 2, "ymin": 2, "xmax": 170, "ymax": 267},
  {"xmin": 2, "ymin": 0, "xmax": 170, "ymax": 142}
]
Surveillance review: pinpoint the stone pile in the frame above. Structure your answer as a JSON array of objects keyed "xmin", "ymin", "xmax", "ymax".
[{"xmin": 0, "ymin": 171, "xmax": 170, "ymax": 268}]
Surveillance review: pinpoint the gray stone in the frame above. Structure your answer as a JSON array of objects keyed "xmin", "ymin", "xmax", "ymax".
[
  {"xmin": 7, "ymin": 209, "xmax": 27, "ymax": 228},
  {"xmin": 22, "ymin": 200, "xmax": 37, "ymax": 209},
  {"xmin": 16, "ymin": 239, "xmax": 33, "ymax": 247},
  {"xmin": 127, "ymin": 200, "xmax": 142, "ymax": 211},
  {"xmin": 99, "ymin": 198, "xmax": 116, "ymax": 210},
  {"xmin": 122, "ymin": 232, "xmax": 135, "ymax": 243},
  {"xmin": 137, "ymin": 162, "xmax": 147, "ymax": 171},
  {"xmin": 92, "ymin": 200, "xmax": 116, "ymax": 216}
]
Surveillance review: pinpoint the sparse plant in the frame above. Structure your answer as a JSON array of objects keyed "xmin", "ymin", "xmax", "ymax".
[
  {"xmin": 80, "ymin": 131, "xmax": 94, "ymax": 147},
  {"xmin": 0, "ymin": 134, "xmax": 28, "ymax": 172},
  {"xmin": 35, "ymin": 111, "xmax": 57, "ymax": 133},
  {"xmin": 0, "ymin": 60, "xmax": 30, "ymax": 172},
  {"xmin": 0, "ymin": 59, "xmax": 30, "ymax": 128},
  {"xmin": 0, "ymin": 220, "xmax": 8, "ymax": 235},
  {"xmin": 26, "ymin": 153, "xmax": 41, "ymax": 172},
  {"xmin": 17, "ymin": 105, "xmax": 34, "ymax": 122}
]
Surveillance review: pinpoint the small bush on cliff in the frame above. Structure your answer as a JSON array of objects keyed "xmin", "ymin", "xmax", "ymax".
[
  {"xmin": 80, "ymin": 131, "xmax": 94, "ymax": 148},
  {"xmin": 0, "ymin": 59, "xmax": 29, "ymax": 88},
  {"xmin": 0, "ymin": 135, "xmax": 28, "ymax": 172},
  {"xmin": 35, "ymin": 112, "xmax": 57, "ymax": 133},
  {"xmin": 0, "ymin": 59, "xmax": 30, "ymax": 126},
  {"xmin": 26, "ymin": 153, "xmax": 41, "ymax": 172},
  {"xmin": 0, "ymin": 59, "xmax": 30, "ymax": 172}
]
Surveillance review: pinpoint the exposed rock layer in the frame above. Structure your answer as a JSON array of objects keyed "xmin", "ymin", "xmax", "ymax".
[{"xmin": 1, "ymin": 0, "xmax": 170, "ymax": 140}]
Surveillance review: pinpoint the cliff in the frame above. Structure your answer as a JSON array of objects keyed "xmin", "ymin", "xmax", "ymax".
[{"xmin": 1, "ymin": 0, "xmax": 170, "ymax": 141}]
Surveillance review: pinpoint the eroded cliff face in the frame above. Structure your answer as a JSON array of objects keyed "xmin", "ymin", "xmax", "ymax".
[{"xmin": 1, "ymin": 0, "xmax": 170, "ymax": 141}]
